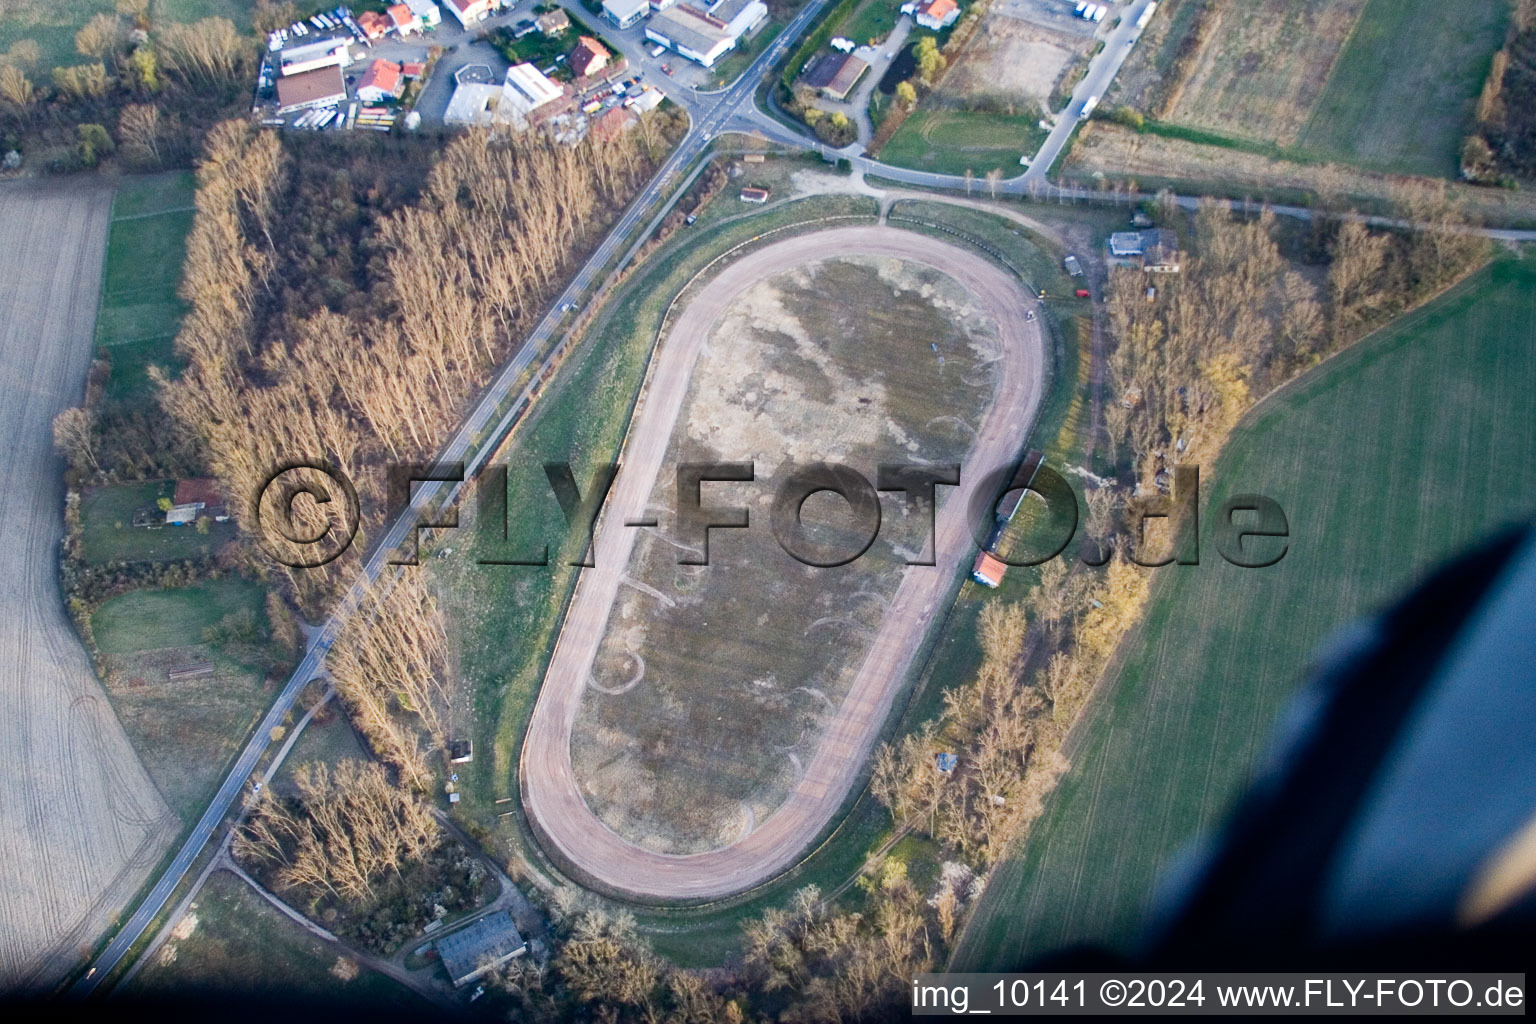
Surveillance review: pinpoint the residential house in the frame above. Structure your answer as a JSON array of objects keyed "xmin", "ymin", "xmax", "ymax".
[
  {"xmin": 356, "ymin": 10, "xmax": 390, "ymax": 38},
  {"xmin": 802, "ymin": 51, "xmax": 869, "ymax": 101},
  {"xmin": 405, "ymin": 0, "xmax": 441, "ymax": 27},
  {"xmin": 915, "ymin": 0, "xmax": 959, "ymax": 30},
  {"xmin": 569, "ymin": 36, "xmax": 611, "ymax": 78},
  {"xmin": 386, "ymin": 3, "xmax": 422, "ymax": 35},
  {"xmin": 740, "ymin": 186, "xmax": 769, "ymax": 203},
  {"xmin": 276, "ymin": 64, "xmax": 347, "ymax": 113},
  {"xmin": 401, "ymin": 60, "xmax": 427, "ymax": 78},
  {"xmin": 1109, "ymin": 229, "xmax": 1180, "ymax": 272},
  {"xmin": 603, "ymin": 0, "xmax": 650, "ymax": 28},
  {"xmin": 357, "ymin": 58, "xmax": 404, "ymax": 102},
  {"xmin": 537, "ymin": 8, "xmax": 571, "ymax": 34},
  {"xmin": 646, "ymin": 5, "xmax": 734, "ymax": 67},
  {"xmin": 442, "ymin": 0, "xmax": 493, "ymax": 28}
]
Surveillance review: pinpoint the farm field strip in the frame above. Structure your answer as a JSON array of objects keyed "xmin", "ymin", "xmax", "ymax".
[
  {"xmin": 953, "ymin": 259, "xmax": 1536, "ymax": 970},
  {"xmin": 521, "ymin": 225, "xmax": 1046, "ymax": 900},
  {"xmin": 0, "ymin": 181, "xmax": 177, "ymax": 989}
]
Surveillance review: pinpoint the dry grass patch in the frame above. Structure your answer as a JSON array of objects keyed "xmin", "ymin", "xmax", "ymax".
[
  {"xmin": 943, "ymin": 10, "xmax": 1094, "ymax": 109},
  {"xmin": 570, "ymin": 256, "xmax": 1004, "ymax": 854},
  {"xmin": 1162, "ymin": 0, "xmax": 1367, "ymax": 145}
]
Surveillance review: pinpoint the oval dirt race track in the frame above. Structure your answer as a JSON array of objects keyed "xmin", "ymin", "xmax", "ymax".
[{"xmin": 520, "ymin": 225, "xmax": 1045, "ymax": 900}]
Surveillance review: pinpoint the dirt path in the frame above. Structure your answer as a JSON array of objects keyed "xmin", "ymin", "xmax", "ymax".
[
  {"xmin": 521, "ymin": 226, "xmax": 1044, "ymax": 899},
  {"xmin": 0, "ymin": 181, "xmax": 177, "ymax": 989}
]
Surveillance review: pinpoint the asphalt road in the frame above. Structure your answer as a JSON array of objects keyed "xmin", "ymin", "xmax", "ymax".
[{"xmin": 70, "ymin": 0, "xmax": 835, "ymax": 997}]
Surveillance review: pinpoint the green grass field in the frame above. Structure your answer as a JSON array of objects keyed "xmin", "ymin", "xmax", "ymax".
[
  {"xmin": 953, "ymin": 257, "xmax": 1536, "ymax": 970},
  {"xmin": 92, "ymin": 579, "xmax": 275, "ymax": 820},
  {"xmin": 96, "ymin": 172, "xmax": 194, "ymax": 396},
  {"xmin": 0, "ymin": 0, "xmax": 248, "ymax": 76},
  {"xmin": 79, "ymin": 479, "xmax": 237, "ymax": 564},
  {"xmin": 1297, "ymin": 0, "xmax": 1509, "ymax": 177},
  {"xmin": 124, "ymin": 869, "xmax": 424, "ymax": 1008},
  {"xmin": 878, "ymin": 109, "xmax": 1048, "ymax": 178},
  {"xmin": 837, "ymin": 0, "xmax": 901, "ymax": 47}
]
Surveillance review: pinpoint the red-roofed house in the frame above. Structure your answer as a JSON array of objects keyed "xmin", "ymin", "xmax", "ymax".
[
  {"xmin": 443, "ymin": 0, "xmax": 494, "ymax": 28},
  {"xmin": 387, "ymin": 3, "xmax": 422, "ymax": 35},
  {"xmin": 401, "ymin": 61, "xmax": 426, "ymax": 78},
  {"xmin": 915, "ymin": 0, "xmax": 959, "ymax": 30},
  {"xmin": 591, "ymin": 105, "xmax": 636, "ymax": 140},
  {"xmin": 569, "ymin": 36, "xmax": 611, "ymax": 78},
  {"xmin": 357, "ymin": 59, "xmax": 404, "ymax": 102},
  {"xmin": 356, "ymin": 10, "xmax": 390, "ymax": 39},
  {"xmin": 971, "ymin": 550, "xmax": 1006, "ymax": 588}
]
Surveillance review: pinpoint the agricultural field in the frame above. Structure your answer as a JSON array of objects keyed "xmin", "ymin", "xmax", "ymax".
[
  {"xmin": 0, "ymin": 0, "xmax": 248, "ymax": 73},
  {"xmin": 124, "ymin": 869, "xmax": 423, "ymax": 1009},
  {"xmin": 1114, "ymin": 0, "xmax": 1509, "ymax": 179},
  {"xmin": 568, "ymin": 252, "xmax": 1006, "ymax": 855},
  {"xmin": 0, "ymin": 178, "xmax": 176, "ymax": 989},
  {"xmin": 91, "ymin": 580, "xmax": 276, "ymax": 822},
  {"xmin": 954, "ymin": 256, "xmax": 1536, "ymax": 970}
]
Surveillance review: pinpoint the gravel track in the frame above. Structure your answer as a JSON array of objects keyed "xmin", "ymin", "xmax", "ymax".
[
  {"xmin": 0, "ymin": 182, "xmax": 177, "ymax": 989},
  {"xmin": 520, "ymin": 225, "xmax": 1044, "ymax": 900}
]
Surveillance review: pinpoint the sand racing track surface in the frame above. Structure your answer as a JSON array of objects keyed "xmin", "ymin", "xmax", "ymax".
[
  {"xmin": 0, "ymin": 182, "xmax": 176, "ymax": 988},
  {"xmin": 521, "ymin": 225, "xmax": 1044, "ymax": 899}
]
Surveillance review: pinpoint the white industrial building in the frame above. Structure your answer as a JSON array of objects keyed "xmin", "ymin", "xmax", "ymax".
[
  {"xmin": 603, "ymin": 0, "xmax": 650, "ymax": 28},
  {"xmin": 277, "ymin": 36, "xmax": 352, "ymax": 77},
  {"xmin": 704, "ymin": 0, "xmax": 768, "ymax": 40},
  {"xmin": 646, "ymin": 4, "xmax": 733, "ymax": 67}
]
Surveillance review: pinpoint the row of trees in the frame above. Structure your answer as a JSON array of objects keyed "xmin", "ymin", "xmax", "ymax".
[
  {"xmin": 160, "ymin": 120, "xmax": 662, "ymax": 604},
  {"xmin": 234, "ymin": 759, "xmax": 443, "ymax": 902},
  {"xmin": 0, "ymin": 4, "xmax": 253, "ymax": 171},
  {"xmin": 1461, "ymin": 0, "xmax": 1536, "ymax": 184}
]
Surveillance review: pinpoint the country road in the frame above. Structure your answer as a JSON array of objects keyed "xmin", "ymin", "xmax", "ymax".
[
  {"xmin": 520, "ymin": 225, "xmax": 1044, "ymax": 899},
  {"xmin": 69, "ymin": 0, "xmax": 837, "ymax": 997}
]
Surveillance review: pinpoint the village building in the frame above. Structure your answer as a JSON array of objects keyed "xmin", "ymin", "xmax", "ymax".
[
  {"xmin": 435, "ymin": 911, "xmax": 527, "ymax": 987},
  {"xmin": 276, "ymin": 64, "xmax": 348, "ymax": 113},
  {"xmin": 626, "ymin": 86, "xmax": 664, "ymax": 112},
  {"xmin": 442, "ymin": 0, "xmax": 494, "ymax": 28},
  {"xmin": 646, "ymin": 5, "xmax": 734, "ymax": 67},
  {"xmin": 914, "ymin": 0, "xmax": 959, "ymax": 30},
  {"xmin": 971, "ymin": 550, "xmax": 1007, "ymax": 588},
  {"xmin": 801, "ymin": 51, "xmax": 869, "ymax": 101},
  {"xmin": 356, "ymin": 10, "xmax": 390, "ymax": 39},
  {"xmin": 357, "ymin": 59, "xmax": 404, "ymax": 103},
  {"xmin": 1109, "ymin": 228, "xmax": 1181, "ymax": 273},
  {"xmin": 386, "ymin": 3, "xmax": 422, "ymax": 35},
  {"xmin": 500, "ymin": 62, "xmax": 565, "ymax": 124},
  {"xmin": 702, "ymin": 0, "xmax": 769, "ymax": 40},
  {"xmin": 740, "ymin": 186, "xmax": 769, "ymax": 203},
  {"xmin": 537, "ymin": 8, "xmax": 571, "ymax": 34},
  {"xmin": 603, "ymin": 0, "xmax": 650, "ymax": 28},
  {"xmin": 569, "ymin": 36, "xmax": 611, "ymax": 79},
  {"xmin": 444, "ymin": 82, "xmax": 502, "ymax": 125},
  {"xmin": 278, "ymin": 36, "xmax": 352, "ymax": 77},
  {"xmin": 405, "ymin": 0, "xmax": 442, "ymax": 28}
]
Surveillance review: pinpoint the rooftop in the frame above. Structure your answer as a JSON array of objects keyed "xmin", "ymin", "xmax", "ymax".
[
  {"xmin": 359, "ymin": 59, "xmax": 403, "ymax": 97},
  {"xmin": 275, "ymin": 64, "xmax": 346, "ymax": 110},
  {"xmin": 803, "ymin": 51, "xmax": 869, "ymax": 97},
  {"xmin": 502, "ymin": 62, "xmax": 563, "ymax": 114},
  {"xmin": 443, "ymin": 82, "xmax": 502, "ymax": 125},
  {"xmin": 649, "ymin": 5, "xmax": 731, "ymax": 54},
  {"xmin": 436, "ymin": 911, "xmax": 526, "ymax": 987},
  {"xmin": 603, "ymin": 0, "xmax": 650, "ymax": 18}
]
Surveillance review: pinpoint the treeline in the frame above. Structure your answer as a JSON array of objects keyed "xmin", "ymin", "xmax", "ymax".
[
  {"xmin": 235, "ymin": 758, "xmax": 493, "ymax": 953},
  {"xmin": 160, "ymin": 118, "xmax": 668, "ymax": 605},
  {"xmin": 1462, "ymin": 0, "xmax": 1536, "ymax": 184},
  {"xmin": 0, "ymin": 0, "xmax": 258, "ymax": 172},
  {"xmin": 1106, "ymin": 193, "xmax": 1487, "ymax": 489}
]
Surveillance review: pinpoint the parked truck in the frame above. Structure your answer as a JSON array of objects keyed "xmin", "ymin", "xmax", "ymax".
[{"xmin": 1079, "ymin": 94, "xmax": 1100, "ymax": 120}]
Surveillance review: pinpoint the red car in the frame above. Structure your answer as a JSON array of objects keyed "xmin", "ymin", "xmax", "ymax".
[{"xmin": 1075, "ymin": 288, "xmax": 1090, "ymax": 298}]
